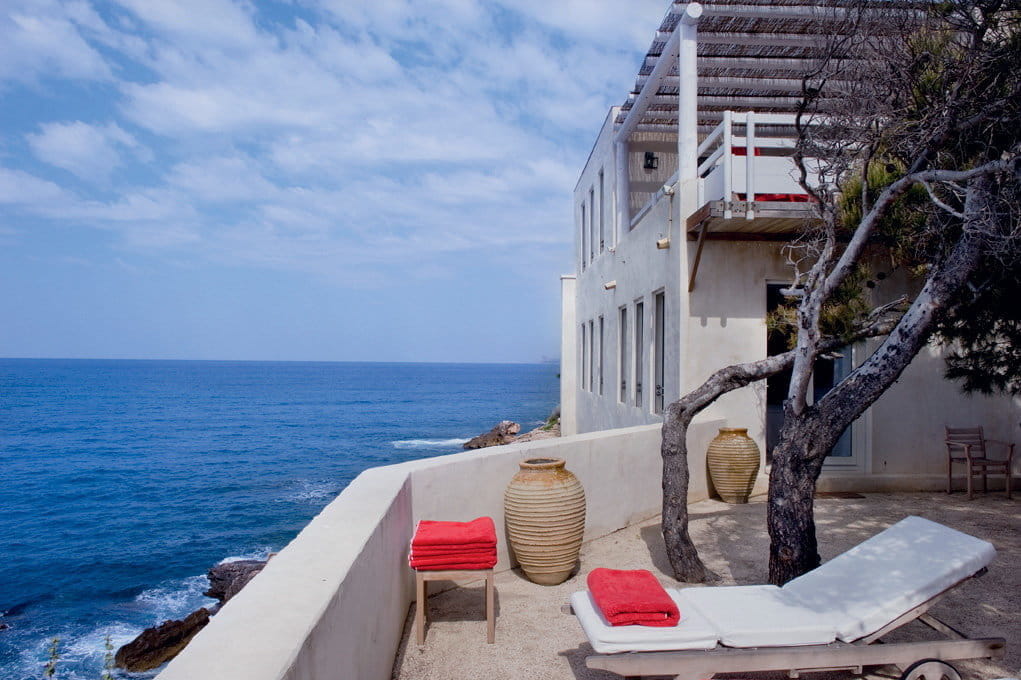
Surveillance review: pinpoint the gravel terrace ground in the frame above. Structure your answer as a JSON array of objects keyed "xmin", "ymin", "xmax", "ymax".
[{"xmin": 392, "ymin": 492, "xmax": 1019, "ymax": 680}]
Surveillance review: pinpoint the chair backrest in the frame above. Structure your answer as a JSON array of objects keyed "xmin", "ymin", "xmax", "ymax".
[{"xmin": 946, "ymin": 426, "xmax": 985, "ymax": 454}]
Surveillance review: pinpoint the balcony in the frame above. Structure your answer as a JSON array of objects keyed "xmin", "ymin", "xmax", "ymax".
[{"xmin": 690, "ymin": 111, "xmax": 820, "ymax": 241}]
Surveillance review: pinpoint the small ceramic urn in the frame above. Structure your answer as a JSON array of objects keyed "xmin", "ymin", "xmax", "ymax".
[{"xmin": 706, "ymin": 428, "xmax": 761, "ymax": 504}]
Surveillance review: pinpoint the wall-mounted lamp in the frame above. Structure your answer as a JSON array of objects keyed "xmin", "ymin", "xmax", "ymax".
[
  {"xmin": 603, "ymin": 280, "xmax": 617, "ymax": 290},
  {"xmin": 643, "ymin": 151, "xmax": 659, "ymax": 170},
  {"xmin": 656, "ymin": 238, "xmax": 671, "ymax": 249}
]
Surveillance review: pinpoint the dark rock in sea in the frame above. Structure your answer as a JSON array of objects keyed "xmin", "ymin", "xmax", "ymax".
[
  {"xmin": 464, "ymin": 420, "xmax": 521, "ymax": 449},
  {"xmin": 115, "ymin": 558, "xmax": 268, "ymax": 670},
  {"xmin": 205, "ymin": 560, "xmax": 266, "ymax": 605},
  {"xmin": 0, "ymin": 622, "xmax": 8, "ymax": 631},
  {"xmin": 115, "ymin": 608, "xmax": 210, "ymax": 672}
]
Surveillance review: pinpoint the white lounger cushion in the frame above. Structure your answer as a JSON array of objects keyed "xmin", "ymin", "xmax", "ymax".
[
  {"xmin": 572, "ymin": 516, "xmax": 995, "ymax": 654},
  {"xmin": 681, "ymin": 585, "xmax": 839, "ymax": 647},
  {"xmin": 570, "ymin": 590, "xmax": 719, "ymax": 654},
  {"xmin": 781, "ymin": 515, "xmax": 996, "ymax": 642}
]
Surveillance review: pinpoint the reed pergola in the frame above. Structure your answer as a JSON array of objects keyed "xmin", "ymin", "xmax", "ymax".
[{"xmin": 615, "ymin": 0, "xmax": 928, "ymax": 140}]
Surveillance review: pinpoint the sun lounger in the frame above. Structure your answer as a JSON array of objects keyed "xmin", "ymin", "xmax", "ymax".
[{"xmin": 569, "ymin": 516, "xmax": 1005, "ymax": 680}]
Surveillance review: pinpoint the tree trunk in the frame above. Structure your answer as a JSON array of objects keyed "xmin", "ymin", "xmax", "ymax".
[
  {"xmin": 661, "ymin": 402, "xmax": 710, "ymax": 583},
  {"xmin": 658, "ymin": 347, "xmax": 873, "ymax": 583},
  {"xmin": 767, "ymin": 409, "xmax": 831, "ymax": 585}
]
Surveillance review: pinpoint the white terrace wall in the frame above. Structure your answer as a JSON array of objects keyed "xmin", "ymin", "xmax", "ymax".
[{"xmin": 156, "ymin": 421, "xmax": 722, "ymax": 680}]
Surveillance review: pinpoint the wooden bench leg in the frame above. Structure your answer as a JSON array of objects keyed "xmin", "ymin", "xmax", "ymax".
[
  {"xmin": 415, "ymin": 571, "xmax": 426, "ymax": 645},
  {"xmin": 486, "ymin": 570, "xmax": 495, "ymax": 644}
]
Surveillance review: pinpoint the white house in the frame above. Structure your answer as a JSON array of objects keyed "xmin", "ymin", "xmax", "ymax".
[{"xmin": 560, "ymin": 0, "xmax": 1020, "ymax": 492}]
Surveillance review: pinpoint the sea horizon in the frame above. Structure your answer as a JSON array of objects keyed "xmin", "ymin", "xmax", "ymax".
[{"xmin": 0, "ymin": 357, "xmax": 560, "ymax": 366}]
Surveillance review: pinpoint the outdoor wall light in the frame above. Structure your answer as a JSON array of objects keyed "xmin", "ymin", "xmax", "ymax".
[
  {"xmin": 603, "ymin": 280, "xmax": 617, "ymax": 290},
  {"xmin": 656, "ymin": 238, "xmax": 671, "ymax": 249},
  {"xmin": 644, "ymin": 151, "xmax": 659, "ymax": 170}
]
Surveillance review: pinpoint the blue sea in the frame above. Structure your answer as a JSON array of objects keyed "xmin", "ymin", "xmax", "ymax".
[{"xmin": 0, "ymin": 359, "xmax": 559, "ymax": 680}]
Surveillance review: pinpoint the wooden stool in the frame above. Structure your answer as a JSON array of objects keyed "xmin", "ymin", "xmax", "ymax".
[{"xmin": 414, "ymin": 568, "xmax": 494, "ymax": 645}]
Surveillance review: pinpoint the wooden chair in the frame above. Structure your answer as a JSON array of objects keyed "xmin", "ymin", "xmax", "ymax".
[{"xmin": 945, "ymin": 426, "xmax": 1014, "ymax": 500}]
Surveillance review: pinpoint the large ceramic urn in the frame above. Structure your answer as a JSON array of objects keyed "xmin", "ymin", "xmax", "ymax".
[
  {"xmin": 504, "ymin": 457, "xmax": 586, "ymax": 585},
  {"xmin": 706, "ymin": 428, "xmax": 761, "ymax": 504}
]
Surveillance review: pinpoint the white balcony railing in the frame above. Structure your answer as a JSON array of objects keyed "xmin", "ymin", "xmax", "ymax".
[{"xmin": 696, "ymin": 111, "xmax": 813, "ymax": 219}]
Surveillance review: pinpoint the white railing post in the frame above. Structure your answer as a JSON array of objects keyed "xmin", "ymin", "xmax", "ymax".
[
  {"xmin": 746, "ymin": 110, "xmax": 756, "ymax": 220},
  {"xmin": 722, "ymin": 110, "xmax": 733, "ymax": 219}
]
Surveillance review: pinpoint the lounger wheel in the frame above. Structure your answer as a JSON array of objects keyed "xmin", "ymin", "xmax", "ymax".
[{"xmin": 900, "ymin": 659, "xmax": 962, "ymax": 680}]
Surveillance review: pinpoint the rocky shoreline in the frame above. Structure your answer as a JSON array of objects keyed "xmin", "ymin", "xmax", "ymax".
[
  {"xmin": 462, "ymin": 408, "xmax": 561, "ymax": 450},
  {"xmin": 115, "ymin": 559, "xmax": 267, "ymax": 672}
]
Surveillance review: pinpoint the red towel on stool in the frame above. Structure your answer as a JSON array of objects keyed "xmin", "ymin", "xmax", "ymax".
[
  {"xmin": 409, "ymin": 516, "xmax": 497, "ymax": 571},
  {"xmin": 587, "ymin": 568, "xmax": 680, "ymax": 627},
  {"xmin": 409, "ymin": 544, "xmax": 497, "ymax": 557},
  {"xmin": 409, "ymin": 555, "xmax": 498, "ymax": 570},
  {"xmin": 411, "ymin": 517, "xmax": 497, "ymax": 548}
]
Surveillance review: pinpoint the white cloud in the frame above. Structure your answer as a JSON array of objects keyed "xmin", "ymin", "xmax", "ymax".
[
  {"xmin": 0, "ymin": 1, "xmax": 112, "ymax": 84},
  {"xmin": 0, "ymin": 166, "xmax": 68, "ymax": 203},
  {"xmin": 110, "ymin": 0, "xmax": 260, "ymax": 49},
  {"xmin": 166, "ymin": 155, "xmax": 277, "ymax": 203},
  {"xmin": 27, "ymin": 121, "xmax": 144, "ymax": 180}
]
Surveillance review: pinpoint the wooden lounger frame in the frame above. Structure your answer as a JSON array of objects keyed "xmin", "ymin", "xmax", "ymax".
[{"xmin": 572, "ymin": 569, "xmax": 1005, "ymax": 679}]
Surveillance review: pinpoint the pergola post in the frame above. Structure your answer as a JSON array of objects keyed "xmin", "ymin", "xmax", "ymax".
[
  {"xmin": 615, "ymin": 140, "xmax": 630, "ymax": 237},
  {"xmin": 677, "ymin": 3, "xmax": 703, "ymax": 181}
]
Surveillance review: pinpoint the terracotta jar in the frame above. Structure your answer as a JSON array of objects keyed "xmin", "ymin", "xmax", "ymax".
[
  {"xmin": 504, "ymin": 458, "xmax": 586, "ymax": 585},
  {"xmin": 706, "ymin": 428, "xmax": 761, "ymax": 504}
]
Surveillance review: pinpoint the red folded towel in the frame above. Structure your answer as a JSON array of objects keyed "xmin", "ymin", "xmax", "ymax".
[
  {"xmin": 410, "ymin": 548, "xmax": 495, "ymax": 560},
  {"xmin": 409, "ymin": 543, "xmax": 497, "ymax": 557},
  {"xmin": 587, "ymin": 568, "xmax": 680, "ymax": 627},
  {"xmin": 409, "ymin": 555, "xmax": 497, "ymax": 570},
  {"xmin": 411, "ymin": 517, "xmax": 497, "ymax": 548}
]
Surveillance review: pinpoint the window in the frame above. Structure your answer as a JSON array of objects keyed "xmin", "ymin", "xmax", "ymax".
[
  {"xmin": 635, "ymin": 300, "xmax": 644, "ymax": 408},
  {"xmin": 584, "ymin": 202, "xmax": 592, "ymax": 271},
  {"xmin": 589, "ymin": 187, "xmax": 596, "ymax": 261},
  {"xmin": 580, "ymin": 322, "xmax": 588, "ymax": 391},
  {"xmin": 619, "ymin": 306, "xmax": 629, "ymax": 403},
  {"xmin": 598, "ymin": 170, "xmax": 605, "ymax": 253},
  {"xmin": 588, "ymin": 320, "xmax": 595, "ymax": 391},
  {"xmin": 598, "ymin": 316, "xmax": 605, "ymax": 395},
  {"xmin": 654, "ymin": 292, "xmax": 666, "ymax": 414}
]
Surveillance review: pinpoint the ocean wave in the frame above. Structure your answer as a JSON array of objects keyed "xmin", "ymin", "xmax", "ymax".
[
  {"xmin": 218, "ymin": 547, "xmax": 273, "ymax": 564},
  {"xmin": 391, "ymin": 438, "xmax": 468, "ymax": 450},
  {"xmin": 135, "ymin": 575, "xmax": 215, "ymax": 622}
]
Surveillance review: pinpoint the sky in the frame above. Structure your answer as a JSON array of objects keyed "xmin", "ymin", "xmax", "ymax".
[{"xmin": 0, "ymin": 0, "xmax": 666, "ymax": 363}]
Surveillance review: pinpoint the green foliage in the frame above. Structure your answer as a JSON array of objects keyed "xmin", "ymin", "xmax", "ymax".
[
  {"xmin": 42, "ymin": 638, "xmax": 59, "ymax": 679},
  {"xmin": 541, "ymin": 408, "xmax": 560, "ymax": 431},
  {"xmin": 766, "ymin": 268, "xmax": 879, "ymax": 351},
  {"xmin": 101, "ymin": 635, "xmax": 115, "ymax": 680},
  {"xmin": 838, "ymin": 160, "xmax": 933, "ymax": 266},
  {"xmin": 937, "ymin": 225, "xmax": 1021, "ymax": 396}
]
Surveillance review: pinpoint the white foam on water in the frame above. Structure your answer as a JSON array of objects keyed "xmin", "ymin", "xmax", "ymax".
[
  {"xmin": 218, "ymin": 547, "xmax": 273, "ymax": 564},
  {"xmin": 391, "ymin": 438, "xmax": 469, "ymax": 450},
  {"xmin": 16, "ymin": 622, "xmax": 141, "ymax": 680},
  {"xmin": 135, "ymin": 575, "xmax": 215, "ymax": 623},
  {"xmin": 275, "ymin": 479, "xmax": 340, "ymax": 504}
]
